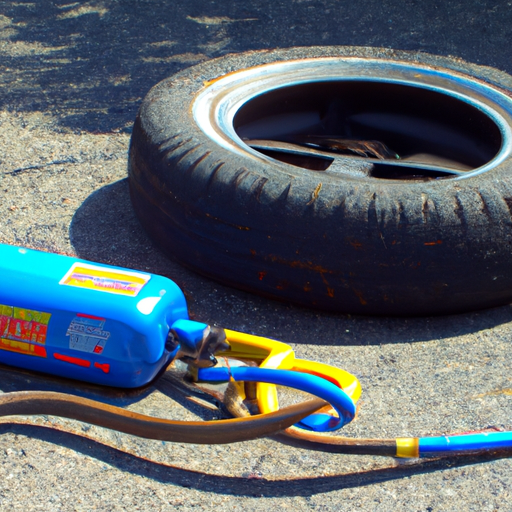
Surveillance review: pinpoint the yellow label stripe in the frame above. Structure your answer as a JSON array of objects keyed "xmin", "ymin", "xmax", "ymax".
[{"xmin": 0, "ymin": 337, "xmax": 47, "ymax": 357}]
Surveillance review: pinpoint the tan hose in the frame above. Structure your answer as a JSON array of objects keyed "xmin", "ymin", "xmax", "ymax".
[
  {"xmin": 0, "ymin": 390, "xmax": 327, "ymax": 445},
  {"xmin": 222, "ymin": 381, "xmax": 396, "ymax": 456},
  {"xmin": 278, "ymin": 427, "xmax": 396, "ymax": 456}
]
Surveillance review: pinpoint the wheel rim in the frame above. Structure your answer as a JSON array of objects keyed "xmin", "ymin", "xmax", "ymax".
[{"xmin": 193, "ymin": 57, "xmax": 512, "ymax": 181}]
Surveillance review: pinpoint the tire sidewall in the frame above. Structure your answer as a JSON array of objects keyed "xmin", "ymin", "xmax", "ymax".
[{"xmin": 129, "ymin": 46, "xmax": 512, "ymax": 315}]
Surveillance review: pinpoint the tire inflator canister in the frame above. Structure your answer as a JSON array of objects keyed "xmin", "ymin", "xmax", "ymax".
[{"xmin": 0, "ymin": 244, "xmax": 206, "ymax": 388}]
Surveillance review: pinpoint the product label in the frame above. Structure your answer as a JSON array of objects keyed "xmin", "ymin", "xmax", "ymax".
[
  {"xmin": 60, "ymin": 262, "xmax": 150, "ymax": 297},
  {"xmin": 0, "ymin": 303, "xmax": 50, "ymax": 357},
  {"xmin": 66, "ymin": 314, "xmax": 110, "ymax": 354}
]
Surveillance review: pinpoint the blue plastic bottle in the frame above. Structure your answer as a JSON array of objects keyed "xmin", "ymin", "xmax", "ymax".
[{"xmin": 0, "ymin": 244, "xmax": 194, "ymax": 387}]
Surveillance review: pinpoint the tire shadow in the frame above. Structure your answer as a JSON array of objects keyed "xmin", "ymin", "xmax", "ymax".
[{"xmin": 69, "ymin": 179, "xmax": 512, "ymax": 347}]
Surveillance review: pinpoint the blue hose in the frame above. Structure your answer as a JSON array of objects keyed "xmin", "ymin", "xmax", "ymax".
[
  {"xmin": 197, "ymin": 366, "xmax": 356, "ymax": 432},
  {"xmin": 420, "ymin": 431, "xmax": 512, "ymax": 454}
]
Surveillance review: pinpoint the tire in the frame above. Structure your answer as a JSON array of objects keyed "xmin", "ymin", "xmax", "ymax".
[{"xmin": 128, "ymin": 46, "xmax": 512, "ymax": 316}]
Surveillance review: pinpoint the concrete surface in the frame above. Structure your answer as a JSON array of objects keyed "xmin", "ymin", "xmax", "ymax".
[{"xmin": 1, "ymin": 1, "xmax": 512, "ymax": 510}]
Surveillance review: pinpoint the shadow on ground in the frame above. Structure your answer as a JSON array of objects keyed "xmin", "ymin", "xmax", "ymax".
[
  {"xmin": 1, "ymin": 1, "xmax": 511, "ymax": 133},
  {"xmin": 1, "ymin": 422, "xmax": 511, "ymax": 497}
]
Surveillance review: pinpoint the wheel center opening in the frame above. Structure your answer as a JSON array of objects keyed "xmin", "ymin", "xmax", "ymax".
[{"xmin": 233, "ymin": 81, "xmax": 503, "ymax": 180}]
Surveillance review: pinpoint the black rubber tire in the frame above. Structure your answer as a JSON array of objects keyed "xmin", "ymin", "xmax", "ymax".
[{"xmin": 128, "ymin": 46, "xmax": 512, "ymax": 316}]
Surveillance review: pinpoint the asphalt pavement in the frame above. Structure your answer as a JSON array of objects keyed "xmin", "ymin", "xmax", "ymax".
[{"xmin": 1, "ymin": 1, "xmax": 512, "ymax": 510}]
